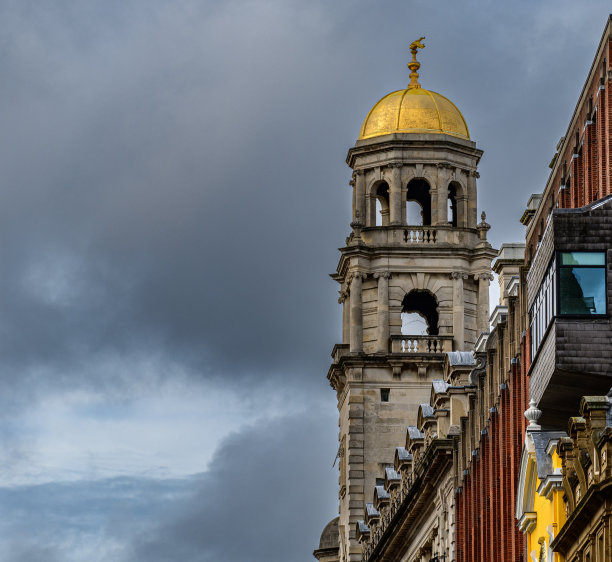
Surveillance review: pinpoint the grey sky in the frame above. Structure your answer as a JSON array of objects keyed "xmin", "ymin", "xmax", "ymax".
[{"xmin": 0, "ymin": 1, "xmax": 610, "ymax": 560}]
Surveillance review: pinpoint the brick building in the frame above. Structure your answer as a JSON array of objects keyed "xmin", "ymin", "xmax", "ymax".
[
  {"xmin": 454, "ymin": 244, "xmax": 528, "ymax": 562},
  {"xmin": 515, "ymin": 17, "xmax": 612, "ymax": 561}
]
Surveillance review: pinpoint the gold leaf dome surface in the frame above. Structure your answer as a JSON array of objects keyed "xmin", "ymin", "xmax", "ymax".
[{"xmin": 358, "ymin": 87, "xmax": 470, "ymax": 141}]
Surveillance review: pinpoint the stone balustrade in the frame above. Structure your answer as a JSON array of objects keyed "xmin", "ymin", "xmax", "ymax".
[
  {"xmin": 390, "ymin": 335, "xmax": 453, "ymax": 354},
  {"xmin": 359, "ymin": 225, "xmax": 478, "ymax": 247}
]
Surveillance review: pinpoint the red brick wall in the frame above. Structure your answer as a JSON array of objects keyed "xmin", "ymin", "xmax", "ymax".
[
  {"xmin": 526, "ymin": 38, "xmax": 611, "ymax": 260},
  {"xmin": 455, "ymin": 359, "xmax": 527, "ymax": 562}
]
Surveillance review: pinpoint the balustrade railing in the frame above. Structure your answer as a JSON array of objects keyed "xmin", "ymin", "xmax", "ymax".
[
  {"xmin": 390, "ymin": 335, "xmax": 453, "ymax": 353},
  {"xmin": 402, "ymin": 227, "xmax": 436, "ymax": 243}
]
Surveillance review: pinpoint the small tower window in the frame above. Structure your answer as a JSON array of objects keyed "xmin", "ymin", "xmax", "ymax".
[
  {"xmin": 380, "ymin": 388, "xmax": 390, "ymax": 402},
  {"xmin": 406, "ymin": 179, "xmax": 431, "ymax": 226},
  {"xmin": 374, "ymin": 182, "xmax": 390, "ymax": 226}
]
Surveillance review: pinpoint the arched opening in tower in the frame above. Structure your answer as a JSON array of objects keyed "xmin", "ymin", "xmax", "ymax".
[
  {"xmin": 401, "ymin": 290, "xmax": 439, "ymax": 336},
  {"xmin": 374, "ymin": 182, "xmax": 389, "ymax": 226},
  {"xmin": 406, "ymin": 179, "xmax": 431, "ymax": 225},
  {"xmin": 448, "ymin": 183, "xmax": 458, "ymax": 227}
]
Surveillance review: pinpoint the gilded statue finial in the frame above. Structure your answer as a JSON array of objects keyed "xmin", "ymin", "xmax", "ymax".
[{"xmin": 407, "ymin": 37, "xmax": 425, "ymax": 90}]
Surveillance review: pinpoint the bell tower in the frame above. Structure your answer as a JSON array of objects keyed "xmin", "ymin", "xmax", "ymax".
[{"xmin": 324, "ymin": 40, "xmax": 497, "ymax": 562}]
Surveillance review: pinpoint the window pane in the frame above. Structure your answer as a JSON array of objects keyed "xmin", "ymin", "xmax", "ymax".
[
  {"xmin": 560, "ymin": 252, "xmax": 605, "ymax": 266},
  {"xmin": 559, "ymin": 267, "xmax": 606, "ymax": 314}
]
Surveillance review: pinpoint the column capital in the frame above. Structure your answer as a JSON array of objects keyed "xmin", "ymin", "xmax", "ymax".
[
  {"xmin": 450, "ymin": 271, "xmax": 468, "ymax": 280},
  {"xmin": 349, "ymin": 271, "xmax": 367, "ymax": 283},
  {"xmin": 469, "ymin": 170, "xmax": 480, "ymax": 178},
  {"xmin": 373, "ymin": 271, "xmax": 391, "ymax": 280},
  {"xmin": 349, "ymin": 170, "xmax": 365, "ymax": 187},
  {"xmin": 386, "ymin": 162, "xmax": 403, "ymax": 169},
  {"xmin": 475, "ymin": 272, "xmax": 494, "ymax": 282}
]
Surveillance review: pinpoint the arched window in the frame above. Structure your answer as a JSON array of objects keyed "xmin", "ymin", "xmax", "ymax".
[
  {"xmin": 401, "ymin": 290, "xmax": 439, "ymax": 335},
  {"xmin": 373, "ymin": 182, "xmax": 389, "ymax": 226},
  {"xmin": 406, "ymin": 179, "xmax": 431, "ymax": 226}
]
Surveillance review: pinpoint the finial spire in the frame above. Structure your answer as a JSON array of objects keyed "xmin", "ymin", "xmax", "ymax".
[
  {"xmin": 524, "ymin": 399, "xmax": 542, "ymax": 431},
  {"xmin": 407, "ymin": 37, "xmax": 425, "ymax": 89}
]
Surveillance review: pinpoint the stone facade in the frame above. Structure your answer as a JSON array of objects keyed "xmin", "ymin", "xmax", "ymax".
[{"xmin": 551, "ymin": 395, "xmax": 612, "ymax": 561}]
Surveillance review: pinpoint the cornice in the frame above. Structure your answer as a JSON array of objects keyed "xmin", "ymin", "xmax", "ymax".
[{"xmin": 346, "ymin": 134, "xmax": 482, "ymax": 168}]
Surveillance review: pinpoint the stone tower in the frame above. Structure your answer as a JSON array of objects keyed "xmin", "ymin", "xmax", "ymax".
[{"xmin": 317, "ymin": 41, "xmax": 497, "ymax": 562}]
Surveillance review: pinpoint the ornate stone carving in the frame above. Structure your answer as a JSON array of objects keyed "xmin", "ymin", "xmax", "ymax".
[
  {"xmin": 349, "ymin": 271, "xmax": 368, "ymax": 284},
  {"xmin": 450, "ymin": 271, "xmax": 469, "ymax": 280},
  {"xmin": 373, "ymin": 271, "xmax": 391, "ymax": 279},
  {"xmin": 469, "ymin": 170, "xmax": 480, "ymax": 178},
  {"xmin": 475, "ymin": 272, "xmax": 494, "ymax": 281}
]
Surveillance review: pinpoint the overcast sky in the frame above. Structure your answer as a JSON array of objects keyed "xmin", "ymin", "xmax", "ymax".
[{"xmin": 0, "ymin": 2, "xmax": 610, "ymax": 561}]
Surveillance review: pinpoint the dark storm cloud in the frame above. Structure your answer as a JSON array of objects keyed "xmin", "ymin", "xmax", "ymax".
[
  {"xmin": 0, "ymin": 410, "xmax": 338, "ymax": 562},
  {"xmin": 0, "ymin": 0, "xmax": 609, "ymax": 401},
  {"xmin": 128, "ymin": 410, "xmax": 339, "ymax": 562},
  {"xmin": 0, "ymin": 0, "xmax": 355, "ymax": 398},
  {"xmin": 0, "ymin": 474, "xmax": 195, "ymax": 562}
]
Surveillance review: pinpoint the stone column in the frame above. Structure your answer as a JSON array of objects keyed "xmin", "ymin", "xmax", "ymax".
[
  {"xmin": 451, "ymin": 272, "xmax": 468, "ymax": 351},
  {"xmin": 436, "ymin": 163, "xmax": 450, "ymax": 227},
  {"xmin": 374, "ymin": 272, "xmax": 390, "ymax": 353},
  {"xmin": 389, "ymin": 163, "xmax": 402, "ymax": 225},
  {"xmin": 340, "ymin": 289, "xmax": 350, "ymax": 345},
  {"xmin": 350, "ymin": 272, "xmax": 366, "ymax": 353},
  {"xmin": 457, "ymin": 195, "xmax": 467, "ymax": 228},
  {"xmin": 354, "ymin": 170, "xmax": 366, "ymax": 226},
  {"xmin": 475, "ymin": 273, "xmax": 493, "ymax": 336},
  {"xmin": 467, "ymin": 170, "xmax": 479, "ymax": 228}
]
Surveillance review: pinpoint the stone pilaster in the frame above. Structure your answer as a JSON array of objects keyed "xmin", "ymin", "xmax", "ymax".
[
  {"xmin": 340, "ymin": 288, "xmax": 350, "ymax": 345},
  {"xmin": 389, "ymin": 163, "xmax": 403, "ymax": 225},
  {"xmin": 475, "ymin": 273, "xmax": 493, "ymax": 336},
  {"xmin": 436, "ymin": 163, "xmax": 450, "ymax": 226},
  {"xmin": 374, "ymin": 272, "xmax": 391, "ymax": 353},
  {"xmin": 354, "ymin": 170, "xmax": 366, "ymax": 225},
  {"xmin": 350, "ymin": 272, "xmax": 366, "ymax": 353},
  {"xmin": 467, "ymin": 170, "xmax": 479, "ymax": 228},
  {"xmin": 451, "ymin": 271, "xmax": 468, "ymax": 351}
]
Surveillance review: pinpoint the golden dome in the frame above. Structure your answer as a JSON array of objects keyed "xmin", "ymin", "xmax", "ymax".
[
  {"xmin": 358, "ymin": 37, "xmax": 469, "ymax": 141},
  {"xmin": 358, "ymin": 87, "xmax": 470, "ymax": 140}
]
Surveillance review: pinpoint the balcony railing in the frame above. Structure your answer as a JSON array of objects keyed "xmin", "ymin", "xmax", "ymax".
[
  {"xmin": 359, "ymin": 225, "xmax": 477, "ymax": 247},
  {"xmin": 390, "ymin": 335, "xmax": 453, "ymax": 354}
]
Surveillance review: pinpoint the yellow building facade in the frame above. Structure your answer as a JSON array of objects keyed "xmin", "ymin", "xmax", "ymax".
[{"xmin": 516, "ymin": 405, "xmax": 566, "ymax": 562}]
